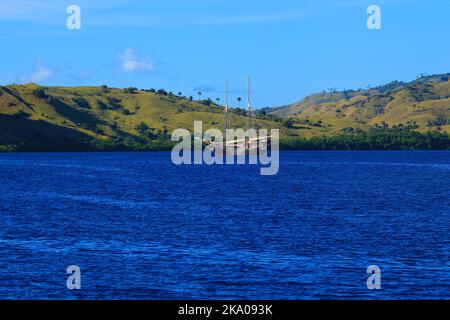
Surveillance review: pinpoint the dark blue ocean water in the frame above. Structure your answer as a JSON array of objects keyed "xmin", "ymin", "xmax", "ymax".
[{"xmin": 0, "ymin": 151, "xmax": 449, "ymax": 299}]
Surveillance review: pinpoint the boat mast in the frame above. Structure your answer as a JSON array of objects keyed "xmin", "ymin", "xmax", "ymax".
[
  {"xmin": 225, "ymin": 80, "xmax": 228, "ymax": 132},
  {"xmin": 247, "ymin": 77, "xmax": 251, "ymax": 130}
]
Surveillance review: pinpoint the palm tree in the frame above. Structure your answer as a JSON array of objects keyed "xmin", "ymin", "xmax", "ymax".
[
  {"xmin": 216, "ymin": 97, "xmax": 220, "ymax": 104},
  {"xmin": 197, "ymin": 91, "xmax": 202, "ymax": 101},
  {"xmin": 237, "ymin": 97, "xmax": 242, "ymax": 107}
]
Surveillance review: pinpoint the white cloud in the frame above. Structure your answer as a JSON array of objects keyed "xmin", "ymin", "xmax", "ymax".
[
  {"xmin": 19, "ymin": 61, "xmax": 54, "ymax": 83},
  {"xmin": 118, "ymin": 48, "xmax": 155, "ymax": 73}
]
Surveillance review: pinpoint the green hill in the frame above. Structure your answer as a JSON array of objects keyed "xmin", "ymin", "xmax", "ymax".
[
  {"xmin": 270, "ymin": 73, "xmax": 450, "ymax": 138},
  {"xmin": 0, "ymin": 84, "xmax": 293, "ymax": 151},
  {"xmin": 0, "ymin": 75, "xmax": 449, "ymax": 151}
]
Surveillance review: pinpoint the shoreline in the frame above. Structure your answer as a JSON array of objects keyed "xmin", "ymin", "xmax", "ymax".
[{"xmin": 1, "ymin": 149, "xmax": 450, "ymax": 153}]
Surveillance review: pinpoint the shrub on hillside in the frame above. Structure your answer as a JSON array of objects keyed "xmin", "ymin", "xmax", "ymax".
[
  {"xmin": 32, "ymin": 88, "xmax": 47, "ymax": 99},
  {"xmin": 96, "ymin": 100, "xmax": 108, "ymax": 110},
  {"xmin": 136, "ymin": 122, "xmax": 150, "ymax": 135},
  {"xmin": 73, "ymin": 97, "xmax": 91, "ymax": 109},
  {"xmin": 101, "ymin": 85, "xmax": 109, "ymax": 93},
  {"xmin": 282, "ymin": 118, "xmax": 295, "ymax": 128},
  {"xmin": 123, "ymin": 87, "xmax": 138, "ymax": 94},
  {"xmin": 106, "ymin": 97, "xmax": 123, "ymax": 110}
]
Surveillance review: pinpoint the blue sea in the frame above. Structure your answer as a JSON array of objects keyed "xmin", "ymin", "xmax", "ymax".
[{"xmin": 0, "ymin": 151, "xmax": 449, "ymax": 299}]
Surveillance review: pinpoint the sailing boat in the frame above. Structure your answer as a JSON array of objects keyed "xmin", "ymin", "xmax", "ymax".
[{"xmin": 202, "ymin": 77, "xmax": 271, "ymax": 155}]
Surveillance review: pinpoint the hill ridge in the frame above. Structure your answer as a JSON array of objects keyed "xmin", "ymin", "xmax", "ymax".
[
  {"xmin": 268, "ymin": 73, "xmax": 450, "ymax": 135},
  {"xmin": 0, "ymin": 75, "xmax": 449, "ymax": 151}
]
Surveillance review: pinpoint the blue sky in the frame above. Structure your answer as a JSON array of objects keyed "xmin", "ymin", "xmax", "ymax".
[{"xmin": 0, "ymin": 0, "xmax": 449, "ymax": 107}]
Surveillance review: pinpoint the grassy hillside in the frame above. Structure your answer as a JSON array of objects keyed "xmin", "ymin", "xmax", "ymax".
[
  {"xmin": 270, "ymin": 73, "xmax": 450, "ymax": 138},
  {"xmin": 0, "ymin": 75, "xmax": 449, "ymax": 151},
  {"xmin": 0, "ymin": 84, "xmax": 293, "ymax": 151}
]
